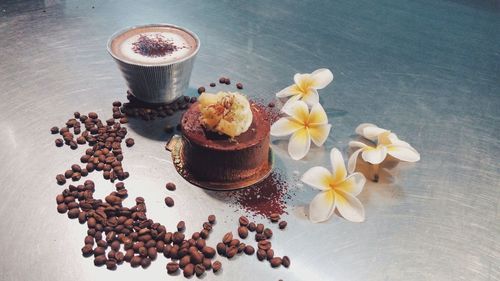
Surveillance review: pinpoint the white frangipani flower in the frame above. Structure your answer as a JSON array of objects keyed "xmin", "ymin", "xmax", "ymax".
[
  {"xmin": 276, "ymin": 68, "xmax": 334, "ymax": 109},
  {"xmin": 270, "ymin": 100, "xmax": 331, "ymax": 160},
  {"xmin": 301, "ymin": 148, "xmax": 366, "ymax": 223},
  {"xmin": 348, "ymin": 123, "xmax": 420, "ymax": 174}
]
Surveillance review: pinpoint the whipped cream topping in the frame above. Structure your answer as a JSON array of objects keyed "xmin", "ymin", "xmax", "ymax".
[{"xmin": 198, "ymin": 92, "xmax": 253, "ymax": 138}]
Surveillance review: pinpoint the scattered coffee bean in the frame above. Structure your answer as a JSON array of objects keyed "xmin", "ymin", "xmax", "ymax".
[
  {"xmin": 248, "ymin": 222, "xmax": 256, "ymax": 232},
  {"xmin": 106, "ymin": 260, "xmax": 117, "ymax": 270},
  {"xmin": 67, "ymin": 208, "xmax": 79, "ymax": 219},
  {"xmin": 212, "ymin": 260, "xmax": 222, "ymax": 272},
  {"xmin": 81, "ymin": 244, "xmax": 93, "ymax": 256},
  {"xmin": 268, "ymin": 101, "xmax": 275, "ymax": 108},
  {"xmin": 197, "ymin": 87, "xmax": 206, "ymax": 94},
  {"xmin": 56, "ymin": 174, "xmax": 66, "ymax": 185},
  {"xmin": 257, "ymin": 249, "xmax": 266, "ymax": 261},
  {"xmin": 94, "ymin": 255, "xmax": 107, "ymax": 266},
  {"xmin": 167, "ymin": 262, "xmax": 179, "ymax": 274},
  {"xmin": 225, "ymin": 78, "xmax": 231, "ymax": 85},
  {"xmin": 183, "ymin": 263, "xmax": 194, "ymax": 277},
  {"xmin": 258, "ymin": 240, "xmax": 272, "ymax": 251},
  {"xmin": 225, "ymin": 246, "xmax": 238, "ymax": 258},
  {"xmin": 201, "ymin": 246, "xmax": 216, "ymax": 258},
  {"xmin": 282, "ymin": 256, "xmax": 290, "ymax": 268},
  {"xmin": 266, "ymin": 249, "xmax": 274, "ymax": 260},
  {"xmin": 141, "ymin": 257, "xmax": 151, "ymax": 268},
  {"xmin": 244, "ymin": 245, "xmax": 255, "ymax": 255},
  {"xmin": 165, "ymin": 182, "xmax": 176, "ymax": 191},
  {"xmin": 125, "ymin": 138, "xmax": 134, "ymax": 147},
  {"xmin": 130, "ymin": 256, "xmax": 142, "ymax": 267},
  {"xmin": 222, "ymin": 232, "xmax": 233, "ymax": 244},
  {"xmin": 177, "ymin": 221, "xmax": 185, "ymax": 232},
  {"xmin": 164, "ymin": 196, "xmax": 174, "ymax": 207},
  {"xmin": 55, "ymin": 138, "xmax": 64, "ymax": 147},
  {"xmin": 279, "ymin": 220, "xmax": 287, "ymax": 230},
  {"xmin": 195, "ymin": 264, "xmax": 205, "ymax": 277},
  {"xmin": 209, "ymin": 82, "xmax": 216, "ymax": 87},
  {"xmin": 219, "ymin": 77, "xmax": 226, "ymax": 84},
  {"xmin": 270, "ymin": 257, "xmax": 282, "ymax": 268},
  {"xmin": 236, "ymin": 82, "xmax": 243, "ymax": 89},
  {"xmin": 57, "ymin": 203, "xmax": 68, "ymax": 214},
  {"xmin": 50, "ymin": 126, "xmax": 59, "ymax": 134},
  {"xmin": 255, "ymin": 233, "xmax": 266, "ymax": 242},
  {"xmin": 264, "ymin": 228, "xmax": 273, "ymax": 239},
  {"xmin": 270, "ymin": 213, "xmax": 280, "ymax": 222},
  {"xmin": 256, "ymin": 223, "xmax": 264, "ymax": 233},
  {"xmin": 239, "ymin": 216, "xmax": 249, "ymax": 226},
  {"xmin": 208, "ymin": 214, "xmax": 216, "ymax": 224},
  {"xmin": 216, "ymin": 242, "xmax": 226, "ymax": 256},
  {"xmin": 238, "ymin": 226, "xmax": 248, "ymax": 239}
]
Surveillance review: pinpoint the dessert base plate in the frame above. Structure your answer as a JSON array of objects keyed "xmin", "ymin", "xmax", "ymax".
[{"xmin": 166, "ymin": 135, "xmax": 273, "ymax": 191}]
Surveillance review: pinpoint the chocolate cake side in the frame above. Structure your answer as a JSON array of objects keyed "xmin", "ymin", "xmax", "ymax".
[{"xmin": 180, "ymin": 102, "xmax": 270, "ymax": 182}]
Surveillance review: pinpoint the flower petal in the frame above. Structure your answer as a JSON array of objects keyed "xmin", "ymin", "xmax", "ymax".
[
  {"xmin": 330, "ymin": 148, "xmax": 347, "ymax": 183},
  {"xmin": 361, "ymin": 146, "xmax": 387, "ymax": 164},
  {"xmin": 308, "ymin": 124, "xmax": 331, "ymax": 147},
  {"xmin": 308, "ymin": 103, "xmax": 328, "ymax": 125},
  {"xmin": 293, "ymin": 73, "xmax": 310, "ymax": 86},
  {"xmin": 348, "ymin": 141, "xmax": 368, "ymax": 149},
  {"xmin": 288, "ymin": 128, "xmax": 311, "ymax": 160},
  {"xmin": 282, "ymin": 100, "xmax": 309, "ymax": 122},
  {"xmin": 270, "ymin": 117, "xmax": 303, "ymax": 137},
  {"xmin": 387, "ymin": 145, "xmax": 420, "ymax": 162},
  {"xmin": 309, "ymin": 190, "xmax": 336, "ymax": 223},
  {"xmin": 276, "ymin": 85, "xmax": 296, "ymax": 98},
  {"xmin": 301, "ymin": 166, "xmax": 333, "ymax": 191},
  {"xmin": 281, "ymin": 94, "xmax": 302, "ymax": 114},
  {"xmin": 310, "ymin": 68, "xmax": 334, "ymax": 89},
  {"xmin": 355, "ymin": 123, "xmax": 387, "ymax": 141},
  {"xmin": 335, "ymin": 190, "xmax": 365, "ymax": 222},
  {"xmin": 335, "ymin": 173, "xmax": 365, "ymax": 196},
  {"xmin": 301, "ymin": 88, "xmax": 319, "ymax": 106},
  {"xmin": 347, "ymin": 148, "xmax": 363, "ymax": 173}
]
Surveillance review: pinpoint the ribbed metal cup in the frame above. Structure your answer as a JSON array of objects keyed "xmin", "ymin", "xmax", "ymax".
[{"xmin": 107, "ymin": 24, "xmax": 200, "ymax": 104}]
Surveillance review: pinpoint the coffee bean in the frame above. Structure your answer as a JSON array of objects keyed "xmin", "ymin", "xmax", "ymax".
[
  {"xmin": 177, "ymin": 221, "xmax": 185, "ymax": 232},
  {"xmin": 256, "ymin": 223, "xmax": 264, "ymax": 233},
  {"xmin": 167, "ymin": 262, "xmax": 180, "ymax": 274},
  {"xmin": 56, "ymin": 174, "xmax": 66, "ymax": 185},
  {"xmin": 225, "ymin": 78, "xmax": 231, "ymax": 85},
  {"xmin": 50, "ymin": 126, "xmax": 59, "ymax": 134},
  {"xmin": 165, "ymin": 182, "xmax": 176, "ymax": 191},
  {"xmin": 256, "ymin": 249, "xmax": 266, "ymax": 261},
  {"xmin": 55, "ymin": 138, "xmax": 64, "ymax": 147},
  {"xmin": 212, "ymin": 260, "xmax": 222, "ymax": 272},
  {"xmin": 67, "ymin": 208, "xmax": 80, "ymax": 219},
  {"xmin": 244, "ymin": 245, "xmax": 255, "ymax": 255},
  {"xmin": 141, "ymin": 257, "xmax": 151, "ymax": 268},
  {"xmin": 94, "ymin": 246, "xmax": 106, "ymax": 257},
  {"xmin": 202, "ymin": 258, "xmax": 212, "ymax": 270},
  {"xmin": 130, "ymin": 256, "xmax": 142, "ymax": 267},
  {"xmin": 183, "ymin": 263, "xmax": 194, "ymax": 277},
  {"xmin": 56, "ymin": 203, "xmax": 68, "ymax": 214},
  {"xmin": 282, "ymin": 256, "xmax": 290, "ymax": 268},
  {"xmin": 237, "ymin": 243, "xmax": 246, "ymax": 253},
  {"xmin": 225, "ymin": 246, "xmax": 237, "ymax": 258},
  {"xmin": 266, "ymin": 249, "xmax": 274, "ymax": 260},
  {"xmin": 124, "ymin": 249, "xmax": 134, "ymax": 262},
  {"xmin": 270, "ymin": 213, "xmax": 280, "ymax": 222},
  {"xmin": 216, "ymin": 242, "xmax": 226, "ymax": 256},
  {"xmin": 271, "ymin": 257, "xmax": 282, "ymax": 268},
  {"xmin": 208, "ymin": 214, "xmax": 216, "ymax": 224},
  {"xmin": 191, "ymin": 251, "xmax": 204, "ymax": 265},
  {"xmin": 125, "ymin": 138, "xmax": 134, "ymax": 147},
  {"xmin": 202, "ymin": 222, "xmax": 212, "ymax": 231},
  {"xmin": 201, "ymin": 246, "xmax": 215, "ymax": 258},
  {"xmin": 258, "ymin": 240, "xmax": 272, "ymax": 251},
  {"xmin": 219, "ymin": 77, "xmax": 226, "ymax": 84},
  {"xmin": 147, "ymin": 247, "xmax": 157, "ymax": 260},
  {"xmin": 238, "ymin": 226, "xmax": 248, "ymax": 239},
  {"xmin": 115, "ymin": 251, "xmax": 124, "ymax": 264},
  {"xmin": 71, "ymin": 172, "xmax": 81, "ymax": 181},
  {"xmin": 173, "ymin": 232, "xmax": 185, "ymax": 244},
  {"xmin": 209, "ymin": 82, "xmax": 216, "ymax": 87},
  {"xmin": 164, "ymin": 196, "xmax": 174, "ymax": 207},
  {"xmin": 264, "ymin": 228, "xmax": 273, "ymax": 239},
  {"xmin": 279, "ymin": 220, "xmax": 287, "ymax": 230},
  {"xmin": 105, "ymin": 260, "xmax": 117, "ymax": 270},
  {"xmin": 81, "ymin": 244, "xmax": 93, "ymax": 256},
  {"xmin": 255, "ymin": 233, "xmax": 266, "ymax": 241},
  {"xmin": 200, "ymin": 229, "xmax": 209, "ymax": 239},
  {"xmin": 97, "ymin": 240, "xmax": 107, "ymax": 248},
  {"xmin": 268, "ymin": 101, "xmax": 275, "ymax": 108},
  {"xmin": 222, "ymin": 232, "xmax": 233, "ymax": 244},
  {"xmin": 94, "ymin": 255, "xmax": 106, "ymax": 266},
  {"xmin": 195, "ymin": 264, "xmax": 205, "ymax": 277},
  {"xmin": 197, "ymin": 87, "xmax": 206, "ymax": 94},
  {"xmin": 248, "ymin": 222, "xmax": 256, "ymax": 232},
  {"xmin": 236, "ymin": 82, "xmax": 243, "ymax": 89},
  {"xmin": 239, "ymin": 216, "xmax": 249, "ymax": 226},
  {"xmin": 84, "ymin": 236, "xmax": 94, "ymax": 246},
  {"xmin": 196, "ymin": 239, "xmax": 205, "ymax": 250},
  {"xmin": 88, "ymin": 112, "xmax": 98, "ymax": 119}
]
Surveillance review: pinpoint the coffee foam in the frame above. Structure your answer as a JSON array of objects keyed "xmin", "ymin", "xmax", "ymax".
[{"xmin": 111, "ymin": 26, "xmax": 197, "ymax": 65}]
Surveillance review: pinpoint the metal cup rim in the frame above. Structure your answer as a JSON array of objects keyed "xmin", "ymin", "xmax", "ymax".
[{"xmin": 106, "ymin": 23, "xmax": 200, "ymax": 67}]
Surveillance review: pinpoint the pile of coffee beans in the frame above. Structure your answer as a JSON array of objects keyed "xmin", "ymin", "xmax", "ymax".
[
  {"xmin": 197, "ymin": 77, "xmax": 244, "ymax": 95},
  {"xmin": 121, "ymin": 91, "xmax": 195, "ymax": 121},
  {"xmin": 52, "ymin": 94, "xmax": 291, "ymax": 279}
]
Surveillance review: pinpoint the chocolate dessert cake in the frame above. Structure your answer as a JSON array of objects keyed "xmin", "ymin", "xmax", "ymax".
[{"xmin": 180, "ymin": 95, "xmax": 270, "ymax": 183}]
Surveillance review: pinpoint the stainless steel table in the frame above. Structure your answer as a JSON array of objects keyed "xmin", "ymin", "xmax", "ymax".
[{"xmin": 0, "ymin": 1, "xmax": 499, "ymax": 280}]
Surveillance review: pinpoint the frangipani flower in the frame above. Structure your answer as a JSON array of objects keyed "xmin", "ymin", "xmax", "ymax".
[
  {"xmin": 301, "ymin": 148, "xmax": 366, "ymax": 223},
  {"xmin": 348, "ymin": 123, "xmax": 420, "ymax": 174},
  {"xmin": 270, "ymin": 100, "xmax": 331, "ymax": 160},
  {"xmin": 276, "ymin": 68, "xmax": 334, "ymax": 109}
]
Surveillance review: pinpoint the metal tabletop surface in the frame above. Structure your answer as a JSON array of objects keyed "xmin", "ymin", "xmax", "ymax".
[{"xmin": 0, "ymin": 0, "xmax": 499, "ymax": 280}]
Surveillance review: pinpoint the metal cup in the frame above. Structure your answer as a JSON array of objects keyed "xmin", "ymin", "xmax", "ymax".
[{"xmin": 107, "ymin": 24, "xmax": 200, "ymax": 104}]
